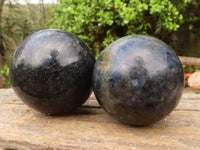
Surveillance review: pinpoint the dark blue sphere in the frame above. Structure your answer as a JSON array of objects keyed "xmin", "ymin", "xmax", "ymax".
[
  {"xmin": 10, "ymin": 29, "xmax": 95, "ymax": 115},
  {"xmin": 93, "ymin": 35, "xmax": 184, "ymax": 125}
]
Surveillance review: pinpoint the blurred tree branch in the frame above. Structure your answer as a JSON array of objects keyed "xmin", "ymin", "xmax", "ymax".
[
  {"xmin": 0, "ymin": 0, "xmax": 5, "ymax": 65},
  {"xmin": 179, "ymin": 56, "xmax": 200, "ymax": 66},
  {"xmin": 40, "ymin": 0, "xmax": 46, "ymax": 29},
  {"xmin": 0, "ymin": 0, "xmax": 4, "ymax": 24}
]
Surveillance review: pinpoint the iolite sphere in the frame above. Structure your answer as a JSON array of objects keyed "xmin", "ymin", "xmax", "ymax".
[
  {"xmin": 10, "ymin": 29, "xmax": 95, "ymax": 115},
  {"xmin": 93, "ymin": 35, "xmax": 184, "ymax": 125}
]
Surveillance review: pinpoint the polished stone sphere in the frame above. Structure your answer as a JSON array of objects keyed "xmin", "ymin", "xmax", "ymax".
[
  {"xmin": 92, "ymin": 35, "xmax": 184, "ymax": 125},
  {"xmin": 10, "ymin": 29, "xmax": 95, "ymax": 115}
]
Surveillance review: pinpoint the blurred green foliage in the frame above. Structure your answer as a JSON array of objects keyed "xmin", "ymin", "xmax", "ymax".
[
  {"xmin": 0, "ymin": 64, "xmax": 10, "ymax": 87},
  {"xmin": 47, "ymin": 0, "xmax": 199, "ymax": 57},
  {"xmin": 183, "ymin": 65, "xmax": 200, "ymax": 74}
]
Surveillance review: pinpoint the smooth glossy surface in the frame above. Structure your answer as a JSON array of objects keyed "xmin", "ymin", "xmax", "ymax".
[
  {"xmin": 93, "ymin": 35, "xmax": 184, "ymax": 125},
  {"xmin": 10, "ymin": 29, "xmax": 95, "ymax": 115}
]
